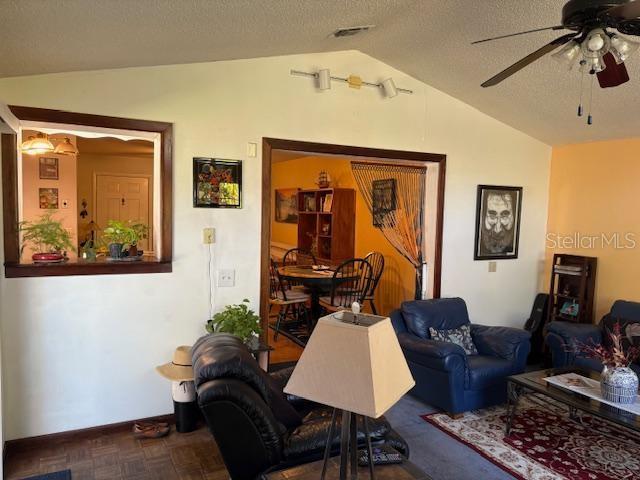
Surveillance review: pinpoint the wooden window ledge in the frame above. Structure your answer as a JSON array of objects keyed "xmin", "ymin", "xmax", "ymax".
[{"xmin": 4, "ymin": 257, "xmax": 172, "ymax": 278}]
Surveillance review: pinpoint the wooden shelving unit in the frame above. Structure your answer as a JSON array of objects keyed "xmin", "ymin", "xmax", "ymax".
[
  {"xmin": 297, "ymin": 188, "xmax": 355, "ymax": 264},
  {"xmin": 546, "ymin": 254, "xmax": 597, "ymax": 325}
]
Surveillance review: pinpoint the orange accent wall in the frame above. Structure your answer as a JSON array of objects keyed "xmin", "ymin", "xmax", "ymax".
[
  {"xmin": 271, "ymin": 156, "xmax": 416, "ymax": 316},
  {"xmin": 546, "ymin": 138, "xmax": 640, "ymax": 321}
]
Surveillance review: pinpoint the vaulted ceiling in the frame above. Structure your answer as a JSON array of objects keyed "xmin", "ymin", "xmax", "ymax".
[{"xmin": 2, "ymin": 0, "xmax": 639, "ymax": 145}]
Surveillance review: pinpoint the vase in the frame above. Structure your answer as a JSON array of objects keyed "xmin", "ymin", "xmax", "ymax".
[
  {"xmin": 601, "ymin": 366, "xmax": 639, "ymax": 404},
  {"xmin": 108, "ymin": 243, "xmax": 124, "ymax": 259}
]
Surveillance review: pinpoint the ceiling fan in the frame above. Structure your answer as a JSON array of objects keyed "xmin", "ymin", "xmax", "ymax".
[{"xmin": 475, "ymin": 0, "xmax": 640, "ymax": 89}]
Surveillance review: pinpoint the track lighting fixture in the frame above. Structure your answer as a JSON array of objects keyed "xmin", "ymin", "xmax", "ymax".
[{"xmin": 290, "ymin": 69, "xmax": 413, "ymax": 98}]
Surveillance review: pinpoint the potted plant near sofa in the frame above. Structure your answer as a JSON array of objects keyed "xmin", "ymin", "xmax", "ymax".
[
  {"xmin": 102, "ymin": 220, "xmax": 148, "ymax": 259},
  {"xmin": 206, "ymin": 299, "xmax": 262, "ymax": 346},
  {"xmin": 19, "ymin": 211, "xmax": 75, "ymax": 263}
]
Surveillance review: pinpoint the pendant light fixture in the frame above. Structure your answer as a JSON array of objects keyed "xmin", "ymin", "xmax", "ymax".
[
  {"xmin": 21, "ymin": 132, "xmax": 54, "ymax": 155},
  {"xmin": 53, "ymin": 137, "xmax": 79, "ymax": 156}
]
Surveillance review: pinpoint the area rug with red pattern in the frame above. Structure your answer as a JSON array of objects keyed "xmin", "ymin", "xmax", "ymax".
[{"xmin": 421, "ymin": 394, "xmax": 640, "ymax": 480}]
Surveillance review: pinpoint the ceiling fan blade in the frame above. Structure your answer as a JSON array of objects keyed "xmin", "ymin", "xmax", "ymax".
[
  {"xmin": 597, "ymin": 52, "xmax": 630, "ymax": 88},
  {"xmin": 604, "ymin": 0, "xmax": 640, "ymax": 21},
  {"xmin": 481, "ymin": 33, "xmax": 578, "ymax": 88},
  {"xmin": 472, "ymin": 25, "xmax": 567, "ymax": 45}
]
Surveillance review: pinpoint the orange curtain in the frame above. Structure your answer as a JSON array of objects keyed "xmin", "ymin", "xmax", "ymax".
[{"xmin": 351, "ymin": 162, "xmax": 427, "ymax": 298}]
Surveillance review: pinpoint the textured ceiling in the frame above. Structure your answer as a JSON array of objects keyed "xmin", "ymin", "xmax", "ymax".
[{"xmin": 2, "ymin": 0, "xmax": 639, "ymax": 145}]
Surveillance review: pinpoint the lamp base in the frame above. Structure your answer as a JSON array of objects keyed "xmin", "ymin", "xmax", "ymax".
[{"xmin": 320, "ymin": 408, "xmax": 375, "ymax": 480}]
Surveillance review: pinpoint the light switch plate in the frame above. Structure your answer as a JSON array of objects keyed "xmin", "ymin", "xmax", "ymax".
[
  {"xmin": 488, "ymin": 261, "xmax": 497, "ymax": 273},
  {"xmin": 217, "ymin": 269, "xmax": 235, "ymax": 287},
  {"xmin": 203, "ymin": 227, "xmax": 215, "ymax": 244},
  {"xmin": 247, "ymin": 142, "xmax": 257, "ymax": 158}
]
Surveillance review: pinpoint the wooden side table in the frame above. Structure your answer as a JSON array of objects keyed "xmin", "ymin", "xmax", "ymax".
[{"xmin": 262, "ymin": 456, "xmax": 431, "ymax": 480}]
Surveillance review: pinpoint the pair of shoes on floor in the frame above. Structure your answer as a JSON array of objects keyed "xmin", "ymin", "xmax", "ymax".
[{"xmin": 132, "ymin": 420, "xmax": 170, "ymax": 439}]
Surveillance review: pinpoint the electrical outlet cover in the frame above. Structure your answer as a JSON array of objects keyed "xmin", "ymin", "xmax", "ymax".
[{"xmin": 217, "ymin": 269, "xmax": 235, "ymax": 287}]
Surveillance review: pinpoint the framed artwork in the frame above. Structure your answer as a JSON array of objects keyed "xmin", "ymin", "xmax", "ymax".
[
  {"xmin": 474, "ymin": 185, "xmax": 523, "ymax": 260},
  {"xmin": 193, "ymin": 158, "xmax": 242, "ymax": 208},
  {"xmin": 39, "ymin": 157, "xmax": 59, "ymax": 180},
  {"xmin": 275, "ymin": 188, "xmax": 299, "ymax": 223},
  {"xmin": 39, "ymin": 188, "xmax": 59, "ymax": 209},
  {"xmin": 372, "ymin": 178, "xmax": 397, "ymax": 227}
]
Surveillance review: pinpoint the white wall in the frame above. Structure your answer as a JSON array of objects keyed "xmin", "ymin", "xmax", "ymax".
[{"xmin": 0, "ymin": 50, "xmax": 551, "ymax": 439}]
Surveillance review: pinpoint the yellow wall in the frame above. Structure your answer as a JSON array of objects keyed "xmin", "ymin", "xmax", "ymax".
[
  {"xmin": 546, "ymin": 138, "xmax": 640, "ymax": 321},
  {"xmin": 271, "ymin": 156, "xmax": 415, "ymax": 316}
]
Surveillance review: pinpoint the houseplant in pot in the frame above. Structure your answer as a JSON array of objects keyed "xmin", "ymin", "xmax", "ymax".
[
  {"xmin": 19, "ymin": 211, "xmax": 75, "ymax": 263},
  {"xmin": 206, "ymin": 299, "xmax": 262, "ymax": 346},
  {"xmin": 102, "ymin": 220, "xmax": 148, "ymax": 259},
  {"xmin": 575, "ymin": 322, "xmax": 640, "ymax": 404}
]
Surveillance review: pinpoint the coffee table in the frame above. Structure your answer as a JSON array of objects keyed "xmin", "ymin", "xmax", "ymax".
[
  {"xmin": 262, "ymin": 456, "xmax": 431, "ymax": 480},
  {"xmin": 505, "ymin": 367, "xmax": 640, "ymax": 436}
]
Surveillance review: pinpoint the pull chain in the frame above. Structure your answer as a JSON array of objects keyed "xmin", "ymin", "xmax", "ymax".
[
  {"xmin": 587, "ymin": 72, "xmax": 595, "ymax": 125},
  {"xmin": 577, "ymin": 60, "xmax": 586, "ymax": 117}
]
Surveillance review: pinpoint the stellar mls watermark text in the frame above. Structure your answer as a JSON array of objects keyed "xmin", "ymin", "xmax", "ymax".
[{"xmin": 546, "ymin": 232, "xmax": 637, "ymax": 250}]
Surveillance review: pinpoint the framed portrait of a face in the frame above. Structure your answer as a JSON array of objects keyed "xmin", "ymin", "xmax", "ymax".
[{"xmin": 474, "ymin": 185, "xmax": 522, "ymax": 260}]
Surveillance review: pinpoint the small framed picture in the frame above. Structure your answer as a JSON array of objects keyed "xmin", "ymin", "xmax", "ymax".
[
  {"xmin": 193, "ymin": 158, "xmax": 242, "ymax": 208},
  {"xmin": 322, "ymin": 193, "xmax": 333, "ymax": 212},
  {"xmin": 39, "ymin": 188, "xmax": 59, "ymax": 209},
  {"xmin": 372, "ymin": 178, "xmax": 397, "ymax": 227},
  {"xmin": 275, "ymin": 188, "xmax": 299, "ymax": 224},
  {"xmin": 39, "ymin": 157, "xmax": 59, "ymax": 180},
  {"xmin": 474, "ymin": 185, "xmax": 523, "ymax": 260}
]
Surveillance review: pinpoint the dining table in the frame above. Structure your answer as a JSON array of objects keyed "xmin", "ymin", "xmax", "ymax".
[{"xmin": 277, "ymin": 265, "xmax": 337, "ymax": 322}]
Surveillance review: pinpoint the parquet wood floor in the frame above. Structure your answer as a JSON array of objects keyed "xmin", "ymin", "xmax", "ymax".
[{"xmin": 4, "ymin": 423, "xmax": 228, "ymax": 480}]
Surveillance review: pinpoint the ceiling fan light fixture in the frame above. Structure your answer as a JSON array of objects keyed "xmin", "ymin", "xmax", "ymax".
[
  {"xmin": 610, "ymin": 34, "xmax": 640, "ymax": 64},
  {"xmin": 581, "ymin": 29, "xmax": 610, "ymax": 59},
  {"xmin": 21, "ymin": 132, "xmax": 54, "ymax": 155},
  {"xmin": 551, "ymin": 41, "xmax": 581, "ymax": 69},
  {"xmin": 580, "ymin": 55, "xmax": 606, "ymax": 74}
]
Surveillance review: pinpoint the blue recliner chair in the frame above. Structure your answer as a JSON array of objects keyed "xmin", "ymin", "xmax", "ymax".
[
  {"xmin": 391, "ymin": 298, "xmax": 531, "ymax": 415},
  {"xmin": 546, "ymin": 300, "xmax": 640, "ymax": 375}
]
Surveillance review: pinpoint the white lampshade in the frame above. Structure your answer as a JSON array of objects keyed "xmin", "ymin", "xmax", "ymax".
[
  {"xmin": 284, "ymin": 311, "xmax": 414, "ymax": 418},
  {"xmin": 381, "ymin": 78, "xmax": 398, "ymax": 98},
  {"xmin": 318, "ymin": 69, "xmax": 331, "ymax": 90},
  {"xmin": 551, "ymin": 41, "xmax": 581, "ymax": 69}
]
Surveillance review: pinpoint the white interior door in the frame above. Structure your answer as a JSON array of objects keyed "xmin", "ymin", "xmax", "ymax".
[{"xmin": 95, "ymin": 175, "xmax": 152, "ymax": 252}]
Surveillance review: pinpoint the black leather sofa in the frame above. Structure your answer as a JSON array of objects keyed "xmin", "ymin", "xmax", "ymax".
[{"xmin": 191, "ymin": 333, "xmax": 409, "ymax": 480}]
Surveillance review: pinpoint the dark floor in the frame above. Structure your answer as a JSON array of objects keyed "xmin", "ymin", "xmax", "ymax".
[
  {"xmin": 4, "ymin": 423, "xmax": 228, "ymax": 480},
  {"xmin": 4, "ymin": 395, "xmax": 517, "ymax": 480}
]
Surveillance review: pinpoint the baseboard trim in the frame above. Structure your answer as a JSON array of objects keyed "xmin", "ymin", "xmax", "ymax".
[{"xmin": 5, "ymin": 413, "xmax": 175, "ymax": 452}]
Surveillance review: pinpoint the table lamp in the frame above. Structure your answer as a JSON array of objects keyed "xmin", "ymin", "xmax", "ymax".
[{"xmin": 284, "ymin": 303, "xmax": 415, "ymax": 479}]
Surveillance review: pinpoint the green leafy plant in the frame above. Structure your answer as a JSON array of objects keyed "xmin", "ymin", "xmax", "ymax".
[
  {"xmin": 206, "ymin": 299, "xmax": 262, "ymax": 342},
  {"xmin": 102, "ymin": 220, "xmax": 148, "ymax": 251},
  {"xmin": 19, "ymin": 211, "xmax": 75, "ymax": 255}
]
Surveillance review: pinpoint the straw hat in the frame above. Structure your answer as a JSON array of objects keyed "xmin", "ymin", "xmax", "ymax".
[{"xmin": 156, "ymin": 345, "xmax": 194, "ymax": 381}]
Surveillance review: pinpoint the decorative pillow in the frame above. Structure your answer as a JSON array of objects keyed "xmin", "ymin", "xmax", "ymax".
[
  {"xmin": 601, "ymin": 314, "xmax": 640, "ymax": 356},
  {"xmin": 429, "ymin": 324, "xmax": 478, "ymax": 355}
]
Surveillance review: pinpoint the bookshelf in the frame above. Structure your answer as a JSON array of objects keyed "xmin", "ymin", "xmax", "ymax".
[
  {"xmin": 546, "ymin": 254, "xmax": 597, "ymax": 325},
  {"xmin": 297, "ymin": 188, "xmax": 355, "ymax": 264}
]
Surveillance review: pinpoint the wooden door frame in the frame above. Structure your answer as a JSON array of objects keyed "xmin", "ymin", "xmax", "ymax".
[
  {"xmin": 1, "ymin": 105, "xmax": 172, "ymax": 277},
  {"xmin": 260, "ymin": 138, "xmax": 447, "ymax": 337}
]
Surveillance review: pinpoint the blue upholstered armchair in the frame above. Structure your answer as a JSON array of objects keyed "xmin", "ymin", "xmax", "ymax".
[
  {"xmin": 546, "ymin": 300, "xmax": 640, "ymax": 375},
  {"xmin": 391, "ymin": 298, "xmax": 531, "ymax": 415}
]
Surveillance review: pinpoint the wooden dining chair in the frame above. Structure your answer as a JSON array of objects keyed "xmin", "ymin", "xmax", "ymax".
[
  {"xmin": 282, "ymin": 248, "xmax": 317, "ymax": 290},
  {"xmin": 282, "ymin": 248, "xmax": 317, "ymax": 267},
  {"xmin": 269, "ymin": 259, "xmax": 310, "ymax": 341},
  {"xmin": 318, "ymin": 258, "xmax": 374, "ymax": 313},
  {"xmin": 363, "ymin": 251, "xmax": 385, "ymax": 314}
]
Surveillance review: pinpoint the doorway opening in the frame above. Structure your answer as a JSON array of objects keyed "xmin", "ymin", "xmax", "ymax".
[{"xmin": 261, "ymin": 138, "xmax": 446, "ymax": 370}]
